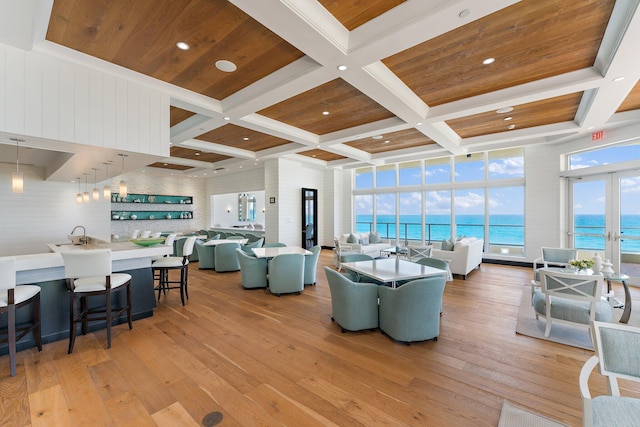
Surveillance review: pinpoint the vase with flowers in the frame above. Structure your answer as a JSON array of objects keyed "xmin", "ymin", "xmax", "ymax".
[{"xmin": 569, "ymin": 259, "xmax": 594, "ymax": 273}]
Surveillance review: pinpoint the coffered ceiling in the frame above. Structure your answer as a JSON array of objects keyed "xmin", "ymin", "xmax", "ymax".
[{"xmin": 3, "ymin": 0, "xmax": 640, "ymax": 179}]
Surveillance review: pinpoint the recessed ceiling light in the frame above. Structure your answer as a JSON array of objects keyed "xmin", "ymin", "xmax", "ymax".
[
  {"xmin": 215, "ymin": 60, "xmax": 237, "ymax": 73},
  {"xmin": 384, "ymin": 140, "xmax": 390, "ymax": 144},
  {"xmin": 613, "ymin": 76, "xmax": 625, "ymax": 82},
  {"xmin": 243, "ymin": 137, "xmax": 249, "ymax": 141},
  {"xmin": 507, "ymin": 124, "xmax": 516, "ymax": 130},
  {"xmin": 163, "ymin": 163, "xmax": 168, "ymax": 166},
  {"xmin": 496, "ymin": 107, "xmax": 514, "ymax": 114},
  {"xmin": 223, "ymin": 116, "xmax": 231, "ymax": 121},
  {"xmin": 372, "ymin": 135, "xmax": 383, "ymax": 140},
  {"xmin": 504, "ymin": 116, "xmax": 513, "ymax": 121},
  {"xmin": 176, "ymin": 41, "xmax": 190, "ymax": 50},
  {"xmin": 322, "ymin": 111, "xmax": 330, "ymax": 115},
  {"xmin": 416, "ymin": 122, "xmax": 423, "ymax": 126},
  {"xmin": 337, "ymin": 65, "xmax": 348, "ymax": 71},
  {"xmin": 482, "ymin": 57, "xmax": 495, "ymax": 65},
  {"xmin": 312, "ymin": 154, "xmax": 317, "ymax": 158},
  {"xmin": 195, "ymin": 152, "xmax": 200, "ymax": 156},
  {"xmin": 459, "ymin": 9, "xmax": 471, "ymax": 18}
]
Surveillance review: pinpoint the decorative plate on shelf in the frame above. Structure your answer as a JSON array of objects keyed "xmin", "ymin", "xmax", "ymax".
[{"xmin": 130, "ymin": 238, "xmax": 165, "ymax": 246}]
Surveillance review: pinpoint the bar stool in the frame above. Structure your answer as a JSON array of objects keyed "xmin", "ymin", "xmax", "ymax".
[
  {"xmin": 61, "ymin": 249, "xmax": 132, "ymax": 354},
  {"xmin": 130, "ymin": 230, "xmax": 140, "ymax": 239},
  {"xmin": 141, "ymin": 230, "xmax": 151, "ymax": 238},
  {"xmin": 152, "ymin": 236, "xmax": 197, "ymax": 305},
  {"xmin": 0, "ymin": 257, "xmax": 42, "ymax": 376}
]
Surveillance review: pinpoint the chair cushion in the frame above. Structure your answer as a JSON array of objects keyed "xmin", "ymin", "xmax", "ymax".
[
  {"xmin": 0, "ymin": 285, "xmax": 41, "ymax": 306},
  {"xmin": 152, "ymin": 257, "xmax": 189, "ymax": 268},
  {"xmin": 73, "ymin": 273, "xmax": 132, "ymax": 292},
  {"xmin": 532, "ymin": 289, "xmax": 613, "ymax": 324},
  {"xmin": 592, "ymin": 396, "xmax": 640, "ymax": 426}
]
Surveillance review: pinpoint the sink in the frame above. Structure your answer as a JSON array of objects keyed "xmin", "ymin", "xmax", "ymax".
[{"xmin": 54, "ymin": 243, "xmax": 76, "ymax": 247}]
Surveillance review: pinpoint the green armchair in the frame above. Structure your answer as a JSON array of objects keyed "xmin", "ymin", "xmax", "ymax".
[
  {"xmin": 241, "ymin": 238, "xmax": 264, "ymax": 254},
  {"xmin": 378, "ymin": 276, "xmax": 446, "ymax": 343},
  {"xmin": 174, "ymin": 237, "xmax": 199, "ymax": 262},
  {"xmin": 194, "ymin": 239, "xmax": 216, "ymax": 270},
  {"xmin": 324, "ymin": 267, "xmax": 379, "ymax": 333},
  {"xmin": 268, "ymin": 253, "xmax": 304, "ymax": 296},
  {"xmin": 235, "ymin": 249, "xmax": 267, "ymax": 289},
  {"xmin": 303, "ymin": 245, "xmax": 321, "ymax": 285},
  {"xmin": 214, "ymin": 242, "xmax": 241, "ymax": 272}
]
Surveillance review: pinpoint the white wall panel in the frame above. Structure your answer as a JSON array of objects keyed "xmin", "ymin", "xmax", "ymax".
[
  {"xmin": 41, "ymin": 54, "xmax": 59, "ymax": 139},
  {"xmin": 89, "ymin": 68, "xmax": 104, "ymax": 147},
  {"xmin": 5, "ymin": 46, "xmax": 25, "ymax": 134},
  {"xmin": 73, "ymin": 65, "xmax": 89, "ymax": 144},
  {"xmin": 0, "ymin": 44, "xmax": 5, "ymax": 131},
  {"xmin": 115, "ymin": 78, "xmax": 128, "ymax": 151},
  {"xmin": 102, "ymin": 74, "xmax": 116, "ymax": 149},
  {"xmin": 58, "ymin": 59, "xmax": 75, "ymax": 142},
  {"xmin": 24, "ymin": 52, "xmax": 42, "ymax": 136},
  {"xmin": 126, "ymin": 82, "xmax": 140, "ymax": 152}
]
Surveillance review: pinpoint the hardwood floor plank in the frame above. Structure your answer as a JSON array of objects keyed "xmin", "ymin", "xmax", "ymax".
[{"xmin": 3, "ymin": 249, "xmax": 640, "ymax": 426}]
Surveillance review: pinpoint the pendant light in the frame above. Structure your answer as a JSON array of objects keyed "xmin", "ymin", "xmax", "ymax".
[
  {"xmin": 102, "ymin": 162, "xmax": 111, "ymax": 200},
  {"xmin": 83, "ymin": 173, "xmax": 89, "ymax": 203},
  {"xmin": 76, "ymin": 177, "xmax": 82, "ymax": 204},
  {"xmin": 10, "ymin": 137, "xmax": 24, "ymax": 193},
  {"xmin": 92, "ymin": 168, "xmax": 100, "ymax": 202},
  {"xmin": 118, "ymin": 154, "xmax": 128, "ymax": 198}
]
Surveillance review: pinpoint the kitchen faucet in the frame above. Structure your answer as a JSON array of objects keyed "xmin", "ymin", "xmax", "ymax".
[{"xmin": 70, "ymin": 225, "xmax": 87, "ymax": 244}]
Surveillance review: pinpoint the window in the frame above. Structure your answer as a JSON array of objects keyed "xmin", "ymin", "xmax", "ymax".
[
  {"xmin": 454, "ymin": 153, "xmax": 484, "ymax": 182},
  {"xmin": 376, "ymin": 193, "xmax": 396, "ymax": 239},
  {"xmin": 455, "ymin": 188, "xmax": 484, "ymax": 239},
  {"xmin": 425, "ymin": 157, "xmax": 450, "ymax": 184},
  {"xmin": 399, "ymin": 192, "xmax": 421, "ymax": 241},
  {"xmin": 425, "ymin": 190, "xmax": 451, "ymax": 243},
  {"xmin": 376, "ymin": 164, "xmax": 396, "ymax": 188},
  {"xmin": 355, "ymin": 194, "xmax": 372, "ymax": 233},
  {"xmin": 355, "ymin": 167, "xmax": 373, "ymax": 189},
  {"xmin": 569, "ymin": 143, "xmax": 640, "ymax": 170},
  {"xmin": 399, "ymin": 161, "xmax": 421, "ymax": 186},
  {"xmin": 488, "ymin": 148, "xmax": 524, "ymax": 179},
  {"xmin": 488, "ymin": 187, "xmax": 524, "ymax": 252}
]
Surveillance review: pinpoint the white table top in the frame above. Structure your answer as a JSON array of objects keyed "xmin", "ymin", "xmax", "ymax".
[
  {"xmin": 252, "ymin": 247, "xmax": 312, "ymax": 258},
  {"xmin": 341, "ymin": 258, "xmax": 447, "ymax": 285},
  {"xmin": 203, "ymin": 239, "xmax": 248, "ymax": 246}
]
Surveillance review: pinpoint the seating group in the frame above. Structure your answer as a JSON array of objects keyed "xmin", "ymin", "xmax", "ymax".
[{"xmin": 324, "ymin": 266, "xmax": 447, "ymax": 344}]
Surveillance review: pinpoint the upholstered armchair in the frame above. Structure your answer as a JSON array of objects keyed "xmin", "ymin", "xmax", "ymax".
[
  {"xmin": 264, "ymin": 242, "xmax": 287, "ymax": 248},
  {"xmin": 324, "ymin": 267, "xmax": 379, "ymax": 333},
  {"xmin": 235, "ymin": 249, "xmax": 267, "ymax": 289},
  {"xmin": 532, "ymin": 269, "xmax": 612, "ymax": 337},
  {"xmin": 213, "ymin": 242, "xmax": 241, "ymax": 272},
  {"xmin": 407, "ymin": 245, "xmax": 433, "ymax": 262},
  {"xmin": 340, "ymin": 254, "xmax": 384, "ymax": 285},
  {"xmin": 532, "ymin": 247, "xmax": 577, "ymax": 283},
  {"xmin": 194, "ymin": 239, "xmax": 215, "ymax": 269},
  {"xmin": 268, "ymin": 253, "xmax": 304, "ymax": 296},
  {"xmin": 378, "ymin": 276, "xmax": 446, "ymax": 343},
  {"xmin": 580, "ymin": 321, "xmax": 640, "ymax": 426},
  {"xmin": 241, "ymin": 238, "xmax": 264, "ymax": 254},
  {"xmin": 303, "ymin": 245, "xmax": 321, "ymax": 286},
  {"xmin": 174, "ymin": 236, "xmax": 199, "ymax": 262}
]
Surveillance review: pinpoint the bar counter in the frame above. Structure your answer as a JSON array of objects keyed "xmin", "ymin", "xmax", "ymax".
[{"xmin": 1, "ymin": 238, "xmax": 172, "ymax": 355}]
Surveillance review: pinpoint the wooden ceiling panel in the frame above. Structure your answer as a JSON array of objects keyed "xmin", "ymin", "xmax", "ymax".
[
  {"xmin": 170, "ymin": 107, "xmax": 197, "ymax": 127},
  {"xmin": 46, "ymin": 0, "xmax": 304, "ymax": 100},
  {"xmin": 170, "ymin": 146, "xmax": 231, "ymax": 163},
  {"xmin": 383, "ymin": 0, "xmax": 615, "ymax": 107},
  {"xmin": 147, "ymin": 162, "xmax": 193, "ymax": 171},
  {"xmin": 298, "ymin": 149, "xmax": 347, "ymax": 161},
  {"xmin": 345, "ymin": 128, "xmax": 435, "ymax": 154},
  {"xmin": 258, "ymin": 79, "xmax": 395, "ymax": 135},
  {"xmin": 618, "ymin": 81, "xmax": 640, "ymax": 113},
  {"xmin": 447, "ymin": 92, "xmax": 583, "ymax": 139},
  {"xmin": 319, "ymin": 0, "xmax": 405, "ymax": 31},
  {"xmin": 195, "ymin": 124, "xmax": 290, "ymax": 151}
]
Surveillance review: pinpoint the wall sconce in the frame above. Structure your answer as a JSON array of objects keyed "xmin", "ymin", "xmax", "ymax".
[
  {"xmin": 262, "ymin": 207, "xmax": 265, "ymax": 212},
  {"xmin": 10, "ymin": 137, "xmax": 24, "ymax": 193},
  {"xmin": 118, "ymin": 153, "xmax": 128, "ymax": 198},
  {"xmin": 226, "ymin": 206, "xmax": 232, "ymax": 213}
]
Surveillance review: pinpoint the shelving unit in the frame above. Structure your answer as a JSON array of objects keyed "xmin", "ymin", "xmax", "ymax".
[{"xmin": 111, "ymin": 193, "xmax": 193, "ymax": 221}]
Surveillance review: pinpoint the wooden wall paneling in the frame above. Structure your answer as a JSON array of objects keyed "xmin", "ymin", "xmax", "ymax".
[
  {"xmin": 24, "ymin": 52, "xmax": 43, "ymax": 137},
  {"xmin": 5, "ymin": 46, "xmax": 25, "ymax": 134},
  {"xmin": 42, "ymin": 54, "xmax": 60, "ymax": 140},
  {"xmin": 89, "ymin": 68, "xmax": 104, "ymax": 147},
  {"xmin": 73, "ymin": 65, "xmax": 90, "ymax": 145},
  {"xmin": 58, "ymin": 59, "xmax": 75, "ymax": 142},
  {"xmin": 102, "ymin": 74, "xmax": 117, "ymax": 149}
]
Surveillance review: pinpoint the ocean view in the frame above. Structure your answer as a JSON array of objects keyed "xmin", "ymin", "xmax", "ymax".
[{"xmin": 356, "ymin": 214, "xmax": 640, "ymax": 253}]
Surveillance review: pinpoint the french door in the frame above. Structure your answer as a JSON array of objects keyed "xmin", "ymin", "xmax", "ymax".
[{"xmin": 570, "ymin": 171, "xmax": 640, "ymax": 281}]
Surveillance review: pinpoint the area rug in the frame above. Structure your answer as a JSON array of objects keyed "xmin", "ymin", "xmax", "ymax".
[
  {"xmin": 516, "ymin": 284, "xmax": 640, "ymax": 350},
  {"xmin": 498, "ymin": 401, "xmax": 568, "ymax": 427}
]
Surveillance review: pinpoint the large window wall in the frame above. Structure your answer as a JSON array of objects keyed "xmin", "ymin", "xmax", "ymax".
[{"xmin": 353, "ymin": 148, "xmax": 525, "ymax": 256}]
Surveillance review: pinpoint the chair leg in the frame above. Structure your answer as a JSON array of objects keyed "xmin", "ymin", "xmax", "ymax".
[
  {"xmin": 8, "ymin": 304, "xmax": 16, "ymax": 377},
  {"xmin": 68, "ymin": 293, "xmax": 78, "ymax": 354},
  {"xmin": 179, "ymin": 268, "xmax": 186, "ymax": 306},
  {"xmin": 80, "ymin": 296, "xmax": 88, "ymax": 335},
  {"xmin": 34, "ymin": 293, "xmax": 42, "ymax": 351},
  {"xmin": 184, "ymin": 265, "xmax": 189, "ymax": 300},
  {"xmin": 126, "ymin": 282, "xmax": 133, "ymax": 330}
]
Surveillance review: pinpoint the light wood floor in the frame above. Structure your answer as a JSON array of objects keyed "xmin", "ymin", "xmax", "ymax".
[{"xmin": 2, "ymin": 250, "xmax": 640, "ymax": 426}]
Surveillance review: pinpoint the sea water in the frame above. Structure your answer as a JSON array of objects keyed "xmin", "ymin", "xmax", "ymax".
[{"xmin": 355, "ymin": 214, "xmax": 640, "ymax": 253}]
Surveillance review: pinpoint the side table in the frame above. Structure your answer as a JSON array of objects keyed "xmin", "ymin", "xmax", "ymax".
[{"xmin": 605, "ymin": 274, "xmax": 631, "ymax": 324}]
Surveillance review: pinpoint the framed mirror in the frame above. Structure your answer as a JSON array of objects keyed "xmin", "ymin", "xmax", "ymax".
[{"xmin": 238, "ymin": 193, "xmax": 256, "ymax": 221}]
